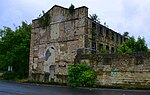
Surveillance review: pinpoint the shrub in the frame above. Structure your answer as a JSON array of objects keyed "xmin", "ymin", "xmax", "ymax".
[
  {"xmin": 69, "ymin": 4, "xmax": 75, "ymax": 14},
  {"xmin": 3, "ymin": 71, "xmax": 17, "ymax": 80},
  {"xmin": 68, "ymin": 63, "xmax": 96, "ymax": 87}
]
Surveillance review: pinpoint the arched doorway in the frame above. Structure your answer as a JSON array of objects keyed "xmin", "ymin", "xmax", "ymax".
[
  {"xmin": 44, "ymin": 46, "xmax": 56, "ymax": 81},
  {"xmin": 49, "ymin": 65, "xmax": 55, "ymax": 81}
]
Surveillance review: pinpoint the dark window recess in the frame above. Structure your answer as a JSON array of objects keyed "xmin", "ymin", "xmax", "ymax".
[
  {"xmin": 99, "ymin": 27, "xmax": 103, "ymax": 36},
  {"xmin": 103, "ymin": 58, "xmax": 111, "ymax": 65},
  {"xmin": 92, "ymin": 42, "xmax": 96, "ymax": 53},
  {"xmin": 135, "ymin": 56, "xmax": 144, "ymax": 65},
  {"xmin": 106, "ymin": 45, "xmax": 109, "ymax": 51},
  {"xmin": 111, "ymin": 47, "xmax": 114, "ymax": 53},
  {"xmin": 99, "ymin": 44, "xmax": 103, "ymax": 52},
  {"xmin": 51, "ymin": 47, "xmax": 54, "ymax": 49},
  {"xmin": 45, "ymin": 49, "xmax": 51, "ymax": 61},
  {"xmin": 33, "ymin": 58, "xmax": 34, "ymax": 63},
  {"xmin": 106, "ymin": 30, "xmax": 109, "ymax": 37},
  {"xmin": 92, "ymin": 22, "xmax": 96, "ymax": 29}
]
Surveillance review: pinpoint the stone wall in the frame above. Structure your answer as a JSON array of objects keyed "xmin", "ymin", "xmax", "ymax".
[
  {"xmin": 29, "ymin": 5, "xmax": 88, "ymax": 83},
  {"xmin": 86, "ymin": 18, "xmax": 126, "ymax": 53},
  {"xmin": 75, "ymin": 52, "xmax": 150, "ymax": 86},
  {"xmin": 29, "ymin": 5, "xmax": 131, "ymax": 85}
]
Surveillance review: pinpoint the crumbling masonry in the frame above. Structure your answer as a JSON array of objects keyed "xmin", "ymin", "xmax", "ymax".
[{"xmin": 29, "ymin": 5, "xmax": 126, "ymax": 83}]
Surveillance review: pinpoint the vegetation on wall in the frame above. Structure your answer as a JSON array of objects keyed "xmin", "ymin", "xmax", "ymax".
[
  {"xmin": 91, "ymin": 29, "xmax": 97, "ymax": 41},
  {"xmin": 69, "ymin": 4, "xmax": 75, "ymax": 14},
  {"xmin": 0, "ymin": 21, "xmax": 31, "ymax": 79},
  {"xmin": 38, "ymin": 10, "xmax": 50, "ymax": 29},
  {"xmin": 68, "ymin": 63, "xmax": 96, "ymax": 87},
  {"xmin": 99, "ymin": 47, "xmax": 107, "ymax": 54},
  {"xmin": 90, "ymin": 14, "xmax": 100, "ymax": 24}
]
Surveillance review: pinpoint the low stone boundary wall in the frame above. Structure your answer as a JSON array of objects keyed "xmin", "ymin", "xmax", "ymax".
[
  {"xmin": 75, "ymin": 52, "xmax": 150, "ymax": 87},
  {"xmin": 30, "ymin": 73, "xmax": 67, "ymax": 84}
]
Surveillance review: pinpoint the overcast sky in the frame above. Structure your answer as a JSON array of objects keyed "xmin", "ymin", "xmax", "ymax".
[{"xmin": 0, "ymin": 0, "xmax": 150, "ymax": 48}]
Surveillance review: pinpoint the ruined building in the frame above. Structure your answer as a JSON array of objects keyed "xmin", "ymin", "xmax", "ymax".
[{"xmin": 29, "ymin": 5, "xmax": 126, "ymax": 83}]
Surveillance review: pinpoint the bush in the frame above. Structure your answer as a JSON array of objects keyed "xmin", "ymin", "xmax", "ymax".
[
  {"xmin": 3, "ymin": 71, "xmax": 17, "ymax": 80},
  {"xmin": 68, "ymin": 63, "xmax": 96, "ymax": 87},
  {"xmin": 69, "ymin": 4, "xmax": 75, "ymax": 14}
]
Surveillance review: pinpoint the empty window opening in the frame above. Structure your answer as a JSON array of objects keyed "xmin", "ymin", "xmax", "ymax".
[
  {"xmin": 103, "ymin": 58, "xmax": 111, "ymax": 65},
  {"xmin": 106, "ymin": 45, "xmax": 109, "ymax": 51},
  {"xmin": 106, "ymin": 30, "xmax": 109, "ymax": 37},
  {"xmin": 111, "ymin": 47, "xmax": 114, "ymax": 53}
]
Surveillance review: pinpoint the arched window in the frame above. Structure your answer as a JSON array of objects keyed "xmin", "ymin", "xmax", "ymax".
[{"xmin": 45, "ymin": 49, "xmax": 51, "ymax": 61}]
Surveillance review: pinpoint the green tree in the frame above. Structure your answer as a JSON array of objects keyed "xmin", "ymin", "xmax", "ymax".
[
  {"xmin": 116, "ymin": 43, "xmax": 132, "ymax": 53},
  {"xmin": 68, "ymin": 63, "xmax": 96, "ymax": 87},
  {"xmin": 0, "ymin": 21, "xmax": 31, "ymax": 78},
  {"xmin": 90, "ymin": 14, "xmax": 100, "ymax": 23},
  {"xmin": 69, "ymin": 4, "xmax": 75, "ymax": 14},
  {"xmin": 135, "ymin": 37, "xmax": 148, "ymax": 52},
  {"xmin": 117, "ymin": 36, "xmax": 148, "ymax": 53},
  {"xmin": 123, "ymin": 32, "xmax": 129, "ymax": 38}
]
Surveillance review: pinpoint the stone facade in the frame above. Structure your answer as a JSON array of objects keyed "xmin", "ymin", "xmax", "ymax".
[
  {"xmin": 75, "ymin": 52, "xmax": 150, "ymax": 86},
  {"xmin": 29, "ymin": 5, "xmax": 126, "ymax": 83},
  {"xmin": 86, "ymin": 18, "xmax": 126, "ymax": 53}
]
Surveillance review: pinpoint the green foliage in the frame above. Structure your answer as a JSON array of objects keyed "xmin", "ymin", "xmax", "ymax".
[
  {"xmin": 69, "ymin": 4, "xmax": 75, "ymax": 14},
  {"xmin": 38, "ymin": 10, "xmax": 50, "ymax": 29},
  {"xmin": 123, "ymin": 32, "xmax": 129, "ymax": 38},
  {"xmin": 135, "ymin": 37, "xmax": 148, "ymax": 52},
  {"xmin": 68, "ymin": 63, "xmax": 96, "ymax": 87},
  {"xmin": 99, "ymin": 47, "xmax": 107, "ymax": 54},
  {"xmin": 117, "ymin": 36, "xmax": 148, "ymax": 53},
  {"xmin": 3, "ymin": 72, "xmax": 17, "ymax": 80},
  {"xmin": 0, "ymin": 21, "xmax": 31, "ymax": 79},
  {"xmin": 116, "ymin": 44, "xmax": 132, "ymax": 53},
  {"xmin": 90, "ymin": 14, "xmax": 100, "ymax": 23}
]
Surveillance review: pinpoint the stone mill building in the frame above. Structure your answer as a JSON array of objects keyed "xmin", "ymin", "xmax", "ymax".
[{"xmin": 29, "ymin": 5, "xmax": 126, "ymax": 83}]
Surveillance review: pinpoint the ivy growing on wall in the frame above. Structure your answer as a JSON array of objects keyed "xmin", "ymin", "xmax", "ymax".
[{"xmin": 38, "ymin": 10, "xmax": 50, "ymax": 29}]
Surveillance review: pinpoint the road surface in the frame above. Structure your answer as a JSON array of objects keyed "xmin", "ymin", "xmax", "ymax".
[{"xmin": 0, "ymin": 80, "xmax": 149, "ymax": 95}]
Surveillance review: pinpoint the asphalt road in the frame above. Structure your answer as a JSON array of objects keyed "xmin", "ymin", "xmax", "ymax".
[{"xmin": 0, "ymin": 80, "xmax": 150, "ymax": 95}]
